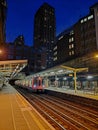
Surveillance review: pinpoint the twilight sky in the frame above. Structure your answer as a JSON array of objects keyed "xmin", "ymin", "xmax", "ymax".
[{"xmin": 6, "ymin": 0, "xmax": 98, "ymax": 46}]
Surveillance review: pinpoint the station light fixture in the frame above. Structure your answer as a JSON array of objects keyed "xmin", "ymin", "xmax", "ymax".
[
  {"xmin": 58, "ymin": 69, "xmax": 63, "ymax": 73},
  {"xmin": 69, "ymin": 74, "xmax": 73, "ymax": 76},
  {"xmin": 50, "ymin": 71, "xmax": 55, "ymax": 74},
  {"xmin": 0, "ymin": 50, "xmax": 2, "ymax": 54},
  {"xmin": 95, "ymin": 54, "xmax": 98, "ymax": 58},
  {"xmin": 63, "ymin": 77, "xmax": 67, "ymax": 80},
  {"xmin": 56, "ymin": 78, "xmax": 59, "ymax": 80},
  {"xmin": 87, "ymin": 75, "xmax": 93, "ymax": 79}
]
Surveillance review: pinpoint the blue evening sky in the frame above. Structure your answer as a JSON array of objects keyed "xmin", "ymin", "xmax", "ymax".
[{"xmin": 6, "ymin": 0, "xmax": 98, "ymax": 46}]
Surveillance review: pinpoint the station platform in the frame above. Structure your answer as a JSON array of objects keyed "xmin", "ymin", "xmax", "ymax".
[
  {"xmin": 45, "ymin": 86, "xmax": 98, "ymax": 100},
  {"xmin": 0, "ymin": 84, "xmax": 55, "ymax": 130}
]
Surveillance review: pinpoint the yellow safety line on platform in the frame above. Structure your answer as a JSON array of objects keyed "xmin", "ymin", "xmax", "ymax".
[
  {"xmin": 16, "ymin": 93, "xmax": 48, "ymax": 130},
  {"xmin": 9, "ymin": 95, "xmax": 16, "ymax": 130},
  {"xmin": 15, "ymin": 94, "xmax": 31, "ymax": 130}
]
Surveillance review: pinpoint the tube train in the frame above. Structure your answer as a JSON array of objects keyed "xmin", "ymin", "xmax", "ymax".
[{"xmin": 15, "ymin": 76, "xmax": 45, "ymax": 92}]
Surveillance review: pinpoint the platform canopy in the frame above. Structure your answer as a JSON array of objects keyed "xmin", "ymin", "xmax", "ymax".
[
  {"xmin": 28, "ymin": 64, "xmax": 88, "ymax": 78},
  {"xmin": 28, "ymin": 64, "xmax": 88, "ymax": 93},
  {"xmin": 0, "ymin": 60, "xmax": 27, "ymax": 79}
]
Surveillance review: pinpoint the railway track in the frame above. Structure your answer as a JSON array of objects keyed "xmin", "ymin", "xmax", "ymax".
[{"xmin": 17, "ymin": 88, "xmax": 98, "ymax": 130}]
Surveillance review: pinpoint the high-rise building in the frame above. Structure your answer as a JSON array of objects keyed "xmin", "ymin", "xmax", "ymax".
[
  {"xmin": 0, "ymin": 0, "xmax": 7, "ymax": 46},
  {"xmin": 34, "ymin": 2, "xmax": 56, "ymax": 69},
  {"xmin": 6, "ymin": 35, "xmax": 30, "ymax": 60},
  {"xmin": 14, "ymin": 35, "xmax": 25, "ymax": 46},
  {"xmin": 74, "ymin": 2, "xmax": 98, "ymax": 56},
  {"xmin": 54, "ymin": 27, "xmax": 75, "ymax": 65},
  {"xmin": 54, "ymin": 2, "xmax": 98, "ymax": 73}
]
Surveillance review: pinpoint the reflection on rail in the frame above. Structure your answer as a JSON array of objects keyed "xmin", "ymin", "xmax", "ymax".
[{"xmin": 17, "ymin": 88, "xmax": 98, "ymax": 130}]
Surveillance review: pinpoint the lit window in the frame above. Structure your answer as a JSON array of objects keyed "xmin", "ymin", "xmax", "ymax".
[
  {"xmin": 72, "ymin": 51, "xmax": 74, "ymax": 55},
  {"xmin": 69, "ymin": 52, "xmax": 71, "ymax": 56},
  {"xmin": 69, "ymin": 37, "xmax": 74, "ymax": 43},
  {"xmin": 69, "ymin": 45, "xmax": 71, "ymax": 49},
  {"xmin": 54, "ymin": 51, "xmax": 57, "ymax": 55},
  {"xmin": 53, "ymin": 57, "xmax": 57, "ymax": 61},
  {"xmin": 88, "ymin": 15, "xmax": 93, "ymax": 20},
  {"xmin": 81, "ymin": 19, "xmax": 83, "ymax": 23},
  {"xmin": 54, "ymin": 46, "xmax": 57, "ymax": 50},
  {"xmin": 72, "ymin": 44, "xmax": 74, "ymax": 48},
  {"xmin": 58, "ymin": 36, "xmax": 63, "ymax": 40},
  {"xmin": 84, "ymin": 18, "xmax": 87, "ymax": 22},
  {"xmin": 69, "ymin": 38, "xmax": 71, "ymax": 43},
  {"xmin": 44, "ymin": 39, "xmax": 46, "ymax": 42},
  {"xmin": 72, "ymin": 37, "xmax": 74, "ymax": 41},
  {"xmin": 70, "ymin": 30, "xmax": 74, "ymax": 35},
  {"xmin": 44, "ymin": 17, "xmax": 46, "ymax": 21}
]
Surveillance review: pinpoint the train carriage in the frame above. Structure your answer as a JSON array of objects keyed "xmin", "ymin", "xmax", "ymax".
[{"xmin": 15, "ymin": 76, "xmax": 45, "ymax": 92}]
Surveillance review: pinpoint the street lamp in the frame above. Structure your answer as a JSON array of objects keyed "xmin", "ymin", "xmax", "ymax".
[
  {"xmin": 95, "ymin": 54, "xmax": 98, "ymax": 58},
  {"xmin": 0, "ymin": 50, "xmax": 2, "ymax": 54}
]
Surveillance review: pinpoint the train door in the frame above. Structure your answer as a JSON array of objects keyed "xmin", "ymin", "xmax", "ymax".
[{"xmin": 29, "ymin": 80, "xmax": 32, "ymax": 88}]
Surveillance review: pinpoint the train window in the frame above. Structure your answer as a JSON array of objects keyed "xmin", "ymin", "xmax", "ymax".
[
  {"xmin": 29, "ymin": 80, "xmax": 32, "ymax": 87},
  {"xmin": 42, "ymin": 79, "xmax": 44, "ymax": 85},
  {"xmin": 38, "ymin": 80, "xmax": 41, "ymax": 86},
  {"xmin": 33, "ymin": 78, "xmax": 37, "ymax": 87}
]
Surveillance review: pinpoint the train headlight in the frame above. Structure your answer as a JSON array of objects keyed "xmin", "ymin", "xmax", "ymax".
[
  {"xmin": 34, "ymin": 84, "xmax": 36, "ymax": 88},
  {"xmin": 43, "ymin": 85, "xmax": 44, "ymax": 88}
]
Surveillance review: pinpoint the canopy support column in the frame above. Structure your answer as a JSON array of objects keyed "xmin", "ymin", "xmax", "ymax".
[{"xmin": 74, "ymin": 71, "xmax": 77, "ymax": 93}]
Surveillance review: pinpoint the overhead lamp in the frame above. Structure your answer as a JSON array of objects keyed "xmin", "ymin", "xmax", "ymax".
[
  {"xmin": 63, "ymin": 77, "xmax": 67, "ymax": 80},
  {"xmin": 58, "ymin": 69, "xmax": 63, "ymax": 73},
  {"xmin": 50, "ymin": 72, "xmax": 54, "ymax": 74},
  {"xmin": 95, "ymin": 54, "xmax": 98, "ymax": 58},
  {"xmin": 0, "ymin": 50, "xmax": 2, "ymax": 54},
  {"xmin": 56, "ymin": 78, "xmax": 59, "ymax": 80},
  {"xmin": 87, "ymin": 75, "xmax": 93, "ymax": 79}
]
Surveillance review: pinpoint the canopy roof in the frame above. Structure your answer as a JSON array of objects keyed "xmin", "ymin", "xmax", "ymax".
[
  {"xmin": 0, "ymin": 60, "xmax": 27, "ymax": 79},
  {"xmin": 27, "ymin": 65, "xmax": 88, "ymax": 79}
]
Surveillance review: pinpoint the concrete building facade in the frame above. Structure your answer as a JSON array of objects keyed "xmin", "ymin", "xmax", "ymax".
[
  {"xmin": 54, "ymin": 3, "xmax": 98, "ymax": 73},
  {"xmin": 34, "ymin": 2, "xmax": 56, "ymax": 70}
]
